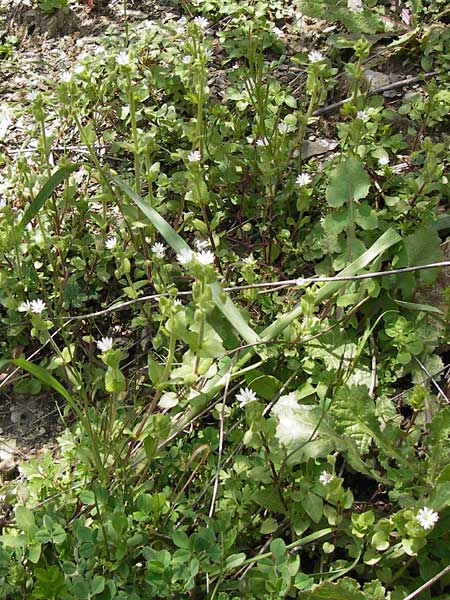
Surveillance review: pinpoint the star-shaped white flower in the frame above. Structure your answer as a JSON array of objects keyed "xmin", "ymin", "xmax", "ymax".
[
  {"xmin": 378, "ymin": 155, "xmax": 390, "ymax": 166},
  {"xmin": 256, "ymin": 137, "xmax": 269, "ymax": 147},
  {"xmin": 188, "ymin": 150, "xmax": 201, "ymax": 163},
  {"xmin": 416, "ymin": 507, "xmax": 439, "ymax": 530},
  {"xmin": 116, "ymin": 51, "xmax": 130, "ymax": 66},
  {"xmin": 30, "ymin": 299, "xmax": 46, "ymax": 314},
  {"xmin": 193, "ymin": 16, "xmax": 209, "ymax": 31},
  {"xmin": 151, "ymin": 242, "xmax": 166, "ymax": 258},
  {"xmin": 319, "ymin": 471, "xmax": 334, "ymax": 485},
  {"xmin": 356, "ymin": 110, "xmax": 368, "ymax": 121},
  {"xmin": 182, "ymin": 55, "xmax": 192, "ymax": 65},
  {"xmin": 18, "ymin": 300, "xmax": 32, "ymax": 313},
  {"xmin": 278, "ymin": 122, "xmax": 289, "ymax": 134},
  {"xmin": 308, "ymin": 50, "xmax": 324, "ymax": 63},
  {"xmin": 97, "ymin": 337, "xmax": 114, "ymax": 352},
  {"xmin": 196, "ymin": 250, "xmax": 215, "ymax": 265},
  {"xmin": 176, "ymin": 248, "xmax": 194, "ymax": 265},
  {"xmin": 105, "ymin": 237, "xmax": 117, "ymax": 250},
  {"xmin": 296, "ymin": 172, "xmax": 312, "ymax": 187},
  {"xmin": 236, "ymin": 387, "xmax": 257, "ymax": 407}
]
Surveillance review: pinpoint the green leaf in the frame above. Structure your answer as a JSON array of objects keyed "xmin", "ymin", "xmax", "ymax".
[
  {"xmin": 12, "ymin": 358, "xmax": 75, "ymax": 408},
  {"xmin": 225, "ymin": 552, "xmax": 247, "ymax": 569},
  {"xmin": 16, "ymin": 164, "xmax": 80, "ymax": 238},
  {"xmin": 15, "ymin": 505, "xmax": 35, "ymax": 533},
  {"xmin": 172, "ymin": 530, "xmax": 189, "ymax": 549},
  {"xmin": 396, "ymin": 226, "xmax": 443, "ymax": 285},
  {"xmin": 303, "ymin": 492, "xmax": 323, "ymax": 524},
  {"xmin": 325, "ymin": 157, "xmax": 371, "ymax": 208},
  {"xmin": 306, "ymin": 577, "xmax": 365, "ymax": 600},
  {"xmin": 270, "ymin": 538, "xmax": 286, "ymax": 564}
]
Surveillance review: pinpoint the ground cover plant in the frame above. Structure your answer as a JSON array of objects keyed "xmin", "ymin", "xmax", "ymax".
[{"xmin": 0, "ymin": 0, "xmax": 449, "ymax": 597}]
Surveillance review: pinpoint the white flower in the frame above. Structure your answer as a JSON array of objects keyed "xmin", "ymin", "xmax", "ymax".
[
  {"xmin": 278, "ymin": 122, "xmax": 289, "ymax": 134},
  {"xmin": 116, "ymin": 51, "xmax": 130, "ymax": 66},
  {"xmin": 356, "ymin": 110, "xmax": 368, "ymax": 121},
  {"xmin": 188, "ymin": 150, "xmax": 201, "ymax": 163},
  {"xmin": 243, "ymin": 255, "xmax": 256, "ymax": 265},
  {"xmin": 308, "ymin": 50, "xmax": 324, "ymax": 63},
  {"xmin": 173, "ymin": 298, "xmax": 182, "ymax": 306},
  {"xmin": 26, "ymin": 90, "xmax": 38, "ymax": 101},
  {"xmin": 296, "ymin": 172, "xmax": 312, "ymax": 187},
  {"xmin": 193, "ymin": 16, "xmax": 209, "ymax": 31},
  {"xmin": 97, "ymin": 337, "xmax": 114, "ymax": 352},
  {"xmin": 236, "ymin": 387, "xmax": 257, "ymax": 407},
  {"xmin": 347, "ymin": 0, "xmax": 363, "ymax": 12},
  {"xmin": 176, "ymin": 248, "xmax": 194, "ymax": 265},
  {"xmin": 272, "ymin": 25, "xmax": 284, "ymax": 38},
  {"xmin": 182, "ymin": 55, "xmax": 192, "ymax": 65},
  {"xmin": 194, "ymin": 237, "xmax": 209, "ymax": 251},
  {"xmin": 105, "ymin": 237, "xmax": 117, "ymax": 250},
  {"xmin": 319, "ymin": 471, "xmax": 334, "ymax": 485},
  {"xmin": 18, "ymin": 300, "xmax": 32, "ymax": 313},
  {"xmin": 204, "ymin": 48, "xmax": 213, "ymax": 61},
  {"xmin": 256, "ymin": 137, "xmax": 269, "ymax": 147},
  {"xmin": 30, "ymin": 299, "xmax": 46, "ymax": 314},
  {"xmin": 196, "ymin": 250, "xmax": 215, "ymax": 265},
  {"xmin": 416, "ymin": 507, "xmax": 439, "ymax": 530},
  {"xmin": 151, "ymin": 242, "xmax": 166, "ymax": 258},
  {"xmin": 60, "ymin": 71, "xmax": 72, "ymax": 83},
  {"xmin": 378, "ymin": 155, "xmax": 390, "ymax": 166}
]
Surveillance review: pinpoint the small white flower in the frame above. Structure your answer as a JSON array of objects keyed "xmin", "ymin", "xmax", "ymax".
[
  {"xmin": 347, "ymin": 0, "xmax": 363, "ymax": 12},
  {"xmin": 243, "ymin": 255, "xmax": 256, "ymax": 265},
  {"xmin": 236, "ymin": 387, "xmax": 257, "ymax": 407},
  {"xmin": 173, "ymin": 298, "xmax": 182, "ymax": 306},
  {"xmin": 116, "ymin": 51, "xmax": 130, "ymax": 66},
  {"xmin": 97, "ymin": 337, "xmax": 114, "ymax": 352},
  {"xmin": 182, "ymin": 55, "xmax": 192, "ymax": 65},
  {"xmin": 256, "ymin": 137, "xmax": 269, "ymax": 147},
  {"xmin": 26, "ymin": 90, "xmax": 39, "ymax": 101},
  {"xmin": 176, "ymin": 248, "xmax": 194, "ymax": 265},
  {"xmin": 30, "ymin": 299, "xmax": 46, "ymax": 314},
  {"xmin": 308, "ymin": 50, "xmax": 324, "ymax": 63},
  {"xmin": 296, "ymin": 172, "xmax": 312, "ymax": 187},
  {"xmin": 319, "ymin": 471, "xmax": 334, "ymax": 485},
  {"xmin": 60, "ymin": 71, "xmax": 72, "ymax": 83},
  {"xmin": 18, "ymin": 300, "xmax": 32, "ymax": 313},
  {"xmin": 105, "ymin": 237, "xmax": 117, "ymax": 250},
  {"xmin": 188, "ymin": 150, "xmax": 202, "ymax": 163},
  {"xmin": 378, "ymin": 155, "xmax": 390, "ymax": 166},
  {"xmin": 356, "ymin": 110, "xmax": 368, "ymax": 121},
  {"xmin": 196, "ymin": 250, "xmax": 215, "ymax": 265},
  {"xmin": 193, "ymin": 16, "xmax": 209, "ymax": 31},
  {"xmin": 416, "ymin": 507, "xmax": 439, "ymax": 530},
  {"xmin": 151, "ymin": 242, "xmax": 166, "ymax": 258},
  {"xmin": 272, "ymin": 25, "xmax": 284, "ymax": 38},
  {"xmin": 194, "ymin": 237, "xmax": 209, "ymax": 251},
  {"xmin": 278, "ymin": 122, "xmax": 289, "ymax": 134},
  {"xmin": 204, "ymin": 48, "xmax": 213, "ymax": 61}
]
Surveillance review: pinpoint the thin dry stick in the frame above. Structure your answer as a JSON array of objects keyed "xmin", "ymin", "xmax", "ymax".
[
  {"xmin": 402, "ymin": 563, "xmax": 450, "ymax": 600},
  {"xmin": 414, "ymin": 356, "xmax": 449, "ymax": 403},
  {"xmin": 61, "ymin": 261, "xmax": 450, "ymax": 322},
  {"xmin": 314, "ymin": 70, "xmax": 440, "ymax": 116},
  {"xmin": 208, "ymin": 368, "xmax": 231, "ymax": 519}
]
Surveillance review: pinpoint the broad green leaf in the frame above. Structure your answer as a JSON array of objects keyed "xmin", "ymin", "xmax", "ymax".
[
  {"xmin": 113, "ymin": 177, "xmax": 262, "ymax": 347},
  {"xmin": 306, "ymin": 577, "xmax": 365, "ymax": 600},
  {"xmin": 15, "ymin": 505, "xmax": 35, "ymax": 532},
  {"xmin": 172, "ymin": 530, "xmax": 189, "ymax": 549},
  {"xmin": 16, "ymin": 164, "xmax": 80, "ymax": 238},
  {"xmin": 325, "ymin": 157, "xmax": 371, "ymax": 208},
  {"xmin": 225, "ymin": 552, "xmax": 247, "ymax": 569},
  {"xmin": 396, "ymin": 226, "xmax": 443, "ymax": 284},
  {"xmin": 303, "ymin": 492, "xmax": 323, "ymax": 524}
]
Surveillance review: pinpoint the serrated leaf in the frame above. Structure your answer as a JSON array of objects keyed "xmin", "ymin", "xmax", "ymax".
[{"xmin": 325, "ymin": 157, "xmax": 371, "ymax": 208}]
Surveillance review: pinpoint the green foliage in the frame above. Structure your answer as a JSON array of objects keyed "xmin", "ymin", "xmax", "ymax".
[{"xmin": 0, "ymin": 0, "xmax": 448, "ymax": 598}]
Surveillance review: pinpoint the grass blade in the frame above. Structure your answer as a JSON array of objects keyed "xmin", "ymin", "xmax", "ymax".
[{"xmin": 16, "ymin": 164, "xmax": 80, "ymax": 238}]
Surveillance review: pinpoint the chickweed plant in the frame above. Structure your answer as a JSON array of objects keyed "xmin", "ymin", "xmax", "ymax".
[{"xmin": 0, "ymin": 1, "xmax": 449, "ymax": 598}]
